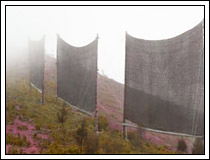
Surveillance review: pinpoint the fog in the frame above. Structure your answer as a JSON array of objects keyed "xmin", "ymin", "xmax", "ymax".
[{"xmin": 6, "ymin": 6, "xmax": 204, "ymax": 83}]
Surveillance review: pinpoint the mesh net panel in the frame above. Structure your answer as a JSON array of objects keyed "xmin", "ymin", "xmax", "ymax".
[
  {"xmin": 124, "ymin": 21, "xmax": 204, "ymax": 136},
  {"xmin": 28, "ymin": 37, "xmax": 45, "ymax": 91},
  {"xmin": 57, "ymin": 36, "xmax": 97, "ymax": 113}
]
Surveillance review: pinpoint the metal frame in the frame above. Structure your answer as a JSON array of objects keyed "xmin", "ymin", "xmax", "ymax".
[{"xmin": 122, "ymin": 122, "xmax": 203, "ymax": 138}]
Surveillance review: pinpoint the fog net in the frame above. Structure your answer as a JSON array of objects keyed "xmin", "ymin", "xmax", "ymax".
[
  {"xmin": 124, "ymin": 21, "xmax": 204, "ymax": 136},
  {"xmin": 57, "ymin": 35, "xmax": 97, "ymax": 114},
  {"xmin": 28, "ymin": 37, "xmax": 45, "ymax": 92}
]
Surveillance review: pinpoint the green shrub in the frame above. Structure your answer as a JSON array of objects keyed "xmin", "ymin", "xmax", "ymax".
[
  {"xmin": 44, "ymin": 141, "xmax": 80, "ymax": 154},
  {"xmin": 127, "ymin": 131, "xmax": 143, "ymax": 150},
  {"xmin": 6, "ymin": 133, "xmax": 30, "ymax": 147},
  {"xmin": 99, "ymin": 131, "xmax": 133, "ymax": 154},
  {"xmin": 84, "ymin": 132, "xmax": 99, "ymax": 154},
  {"xmin": 73, "ymin": 118, "xmax": 88, "ymax": 153},
  {"xmin": 39, "ymin": 139, "xmax": 51, "ymax": 153},
  {"xmin": 8, "ymin": 146, "xmax": 23, "ymax": 154},
  {"xmin": 63, "ymin": 144, "xmax": 80, "ymax": 154},
  {"xmin": 18, "ymin": 125, "xmax": 28, "ymax": 131},
  {"xmin": 35, "ymin": 122, "xmax": 41, "ymax": 130},
  {"xmin": 141, "ymin": 142, "xmax": 177, "ymax": 154},
  {"xmin": 98, "ymin": 115, "xmax": 109, "ymax": 132},
  {"xmin": 45, "ymin": 142, "xmax": 64, "ymax": 154},
  {"xmin": 57, "ymin": 102, "xmax": 68, "ymax": 125},
  {"xmin": 33, "ymin": 132, "xmax": 38, "ymax": 139},
  {"xmin": 177, "ymin": 138, "xmax": 187, "ymax": 153},
  {"xmin": 6, "ymin": 101, "xmax": 17, "ymax": 124}
]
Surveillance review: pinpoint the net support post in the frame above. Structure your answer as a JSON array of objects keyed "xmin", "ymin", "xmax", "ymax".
[
  {"xmin": 41, "ymin": 42, "xmax": 45, "ymax": 106},
  {"xmin": 36, "ymin": 88, "xmax": 38, "ymax": 97},
  {"xmin": 41, "ymin": 85, "xmax": 44, "ymax": 105},
  {"xmin": 94, "ymin": 34, "xmax": 99, "ymax": 133},
  {"xmin": 122, "ymin": 120, "xmax": 127, "ymax": 140},
  {"xmin": 94, "ymin": 108, "xmax": 99, "ymax": 133},
  {"xmin": 123, "ymin": 31, "xmax": 128, "ymax": 140},
  {"xmin": 56, "ymin": 34, "xmax": 59, "ymax": 111},
  {"xmin": 56, "ymin": 95, "xmax": 59, "ymax": 111},
  {"xmin": 28, "ymin": 36, "xmax": 32, "ymax": 93},
  {"xmin": 29, "ymin": 81, "xmax": 32, "ymax": 93}
]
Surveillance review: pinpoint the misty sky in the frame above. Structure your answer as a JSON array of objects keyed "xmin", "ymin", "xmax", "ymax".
[{"xmin": 6, "ymin": 6, "xmax": 204, "ymax": 83}]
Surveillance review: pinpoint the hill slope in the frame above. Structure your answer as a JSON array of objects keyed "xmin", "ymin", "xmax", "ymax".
[{"xmin": 5, "ymin": 54, "xmax": 199, "ymax": 154}]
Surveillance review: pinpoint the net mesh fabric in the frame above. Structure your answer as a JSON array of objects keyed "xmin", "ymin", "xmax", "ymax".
[
  {"xmin": 28, "ymin": 37, "xmax": 45, "ymax": 91},
  {"xmin": 124, "ymin": 21, "xmax": 204, "ymax": 135},
  {"xmin": 57, "ymin": 36, "xmax": 97, "ymax": 113}
]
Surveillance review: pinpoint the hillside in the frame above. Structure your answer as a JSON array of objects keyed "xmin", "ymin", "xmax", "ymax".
[
  {"xmin": 97, "ymin": 74, "xmax": 124, "ymax": 130},
  {"xmin": 5, "ymin": 54, "xmax": 201, "ymax": 154},
  {"xmin": 44, "ymin": 55, "xmax": 195, "ymax": 153},
  {"xmin": 6, "ymin": 71, "xmax": 181, "ymax": 154}
]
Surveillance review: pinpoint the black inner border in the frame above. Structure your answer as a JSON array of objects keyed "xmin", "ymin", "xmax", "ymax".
[{"xmin": 5, "ymin": 4, "xmax": 205, "ymax": 156}]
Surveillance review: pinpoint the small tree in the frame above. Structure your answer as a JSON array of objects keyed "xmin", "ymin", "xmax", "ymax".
[
  {"xmin": 57, "ymin": 101, "xmax": 68, "ymax": 141},
  {"xmin": 57, "ymin": 101, "xmax": 68, "ymax": 125},
  {"xmin": 127, "ymin": 130, "xmax": 143, "ymax": 149},
  {"xmin": 177, "ymin": 138, "xmax": 187, "ymax": 153},
  {"xmin": 84, "ymin": 132, "xmax": 99, "ymax": 154},
  {"xmin": 74, "ymin": 118, "xmax": 88, "ymax": 153},
  {"xmin": 192, "ymin": 138, "xmax": 204, "ymax": 154}
]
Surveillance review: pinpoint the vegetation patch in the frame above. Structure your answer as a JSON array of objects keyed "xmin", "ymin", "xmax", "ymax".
[
  {"xmin": 6, "ymin": 133, "xmax": 30, "ymax": 147},
  {"xmin": 17, "ymin": 125, "xmax": 28, "ymax": 131},
  {"xmin": 6, "ymin": 67, "xmax": 190, "ymax": 154}
]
